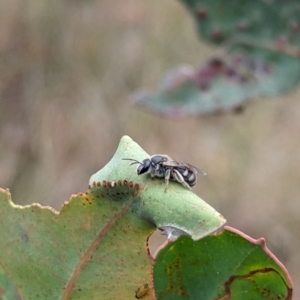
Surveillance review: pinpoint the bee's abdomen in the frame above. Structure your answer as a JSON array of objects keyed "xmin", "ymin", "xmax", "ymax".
[
  {"xmin": 174, "ymin": 168, "xmax": 197, "ymax": 186},
  {"xmin": 183, "ymin": 170, "xmax": 197, "ymax": 186}
]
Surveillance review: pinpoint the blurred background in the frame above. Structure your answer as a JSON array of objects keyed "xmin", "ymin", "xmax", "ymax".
[{"xmin": 0, "ymin": 0, "xmax": 299, "ymax": 297}]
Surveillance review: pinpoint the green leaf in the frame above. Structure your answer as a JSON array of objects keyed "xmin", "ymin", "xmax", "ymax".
[
  {"xmin": 132, "ymin": 0, "xmax": 300, "ymax": 117},
  {"xmin": 133, "ymin": 46, "xmax": 300, "ymax": 117},
  {"xmin": 0, "ymin": 265, "xmax": 20, "ymax": 300},
  {"xmin": 0, "ymin": 188, "xmax": 154, "ymax": 299},
  {"xmin": 154, "ymin": 226, "xmax": 293, "ymax": 300},
  {"xmin": 179, "ymin": 0, "xmax": 300, "ymax": 49},
  {"xmin": 90, "ymin": 136, "xmax": 226, "ymax": 241},
  {"xmin": 0, "ymin": 136, "xmax": 225, "ymax": 299}
]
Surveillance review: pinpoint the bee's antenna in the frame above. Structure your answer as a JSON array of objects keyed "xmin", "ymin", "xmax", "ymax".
[{"xmin": 122, "ymin": 158, "xmax": 142, "ymax": 165}]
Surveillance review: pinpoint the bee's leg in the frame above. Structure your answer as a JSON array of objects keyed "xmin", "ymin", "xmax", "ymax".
[
  {"xmin": 172, "ymin": 169, "xmax": 191, "ymax": 190},
  {"xmin": 164, "ymin": 168, "xmax": 171, "ymax": 191},
  {"xmin": 150, "ymin": 167, "xmax": 156, "ymax": 178}
]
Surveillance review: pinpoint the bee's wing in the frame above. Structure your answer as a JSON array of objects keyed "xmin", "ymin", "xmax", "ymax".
[
  {"xmin": 162, "ymin": 160, "xmax": 207, "ymax": 175},
  {"xmin": 161, "ymin": 160, "xmax": 183, "ymax": 168},
  {"xmin": 185, "ymin": 163, "xmax": 207, "ymax": 176}
]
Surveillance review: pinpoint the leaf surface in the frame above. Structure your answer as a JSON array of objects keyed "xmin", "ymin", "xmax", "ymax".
[
  {"xmin": 154, "ymin": 226, "xmax": 293, "ymax": 300},
  {"xmin": 179, "ymin": 0, "xmax": 300, "ymax": 49},
  {"xmin": 90, "ymin": 136, "xmax": 226, "ymax": 241},
  {"xmin": 132, "ymin": 0, "xmax": 300, "ymax": 117},
  {"xmin": 0, "ymin": 187, "xmax": 155, "ymax": 299},
  {"xmin": 0, "ymin": 136, "xmax": 226, "ymax": 299}
]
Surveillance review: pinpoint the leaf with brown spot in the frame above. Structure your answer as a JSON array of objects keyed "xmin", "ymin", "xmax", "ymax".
[
  {"xmin": 154, "ymin": 226, "xmax": 293, "ymax": 300},
  {"xmin": 0, "ymin": 136, "xmax": 225, "ymax": 299},
  {"xmin": 0, "ymin": 186, "xmax": 154, "ymax": 299},
  {"xmin": 132, "ymin": 0, "xmax": 300, "ymax": 117}
]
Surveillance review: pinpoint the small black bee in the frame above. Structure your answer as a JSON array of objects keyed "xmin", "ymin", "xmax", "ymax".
[{"xmin": 123, "ymin": 154, "xmax": 205, "ymax": 190}]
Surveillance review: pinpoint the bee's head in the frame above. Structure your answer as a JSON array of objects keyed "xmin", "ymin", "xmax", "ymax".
[
  {"xmin": 122, "ymin": 157, "xmax": 152, "ymax": 175},
  {"xmin": 136, "ymin": 159, "xmax": 151, "ymax": 175}
]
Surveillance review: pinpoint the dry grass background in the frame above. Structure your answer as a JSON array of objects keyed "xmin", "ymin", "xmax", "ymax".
[{"xmin": 0, "ymin": 0, "xmax": 300, "ymax": 297}]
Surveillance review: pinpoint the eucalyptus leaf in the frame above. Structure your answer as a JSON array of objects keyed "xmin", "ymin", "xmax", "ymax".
[
  {"xmin": 90, "ymin": 135, "xmax": 226, "ymax": 241},
  {"xmin": 154, "ymin": 226, "xmax": 293, "ymax": 300},
  {"xmin": 132, "ymin": 0, "xmax": 300, "ymax": 117},
  {"xmin": 0, "ymin": 136, "xmax": 226, "ymax": 299}
]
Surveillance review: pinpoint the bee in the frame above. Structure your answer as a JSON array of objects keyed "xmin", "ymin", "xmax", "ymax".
[
  {"xmin": 135, "ymin": 283, "xmax": 149, "ymax": 299},
  {"xmin": 123, "ymin": 154, "xmax": 206, "ymax": 190}
]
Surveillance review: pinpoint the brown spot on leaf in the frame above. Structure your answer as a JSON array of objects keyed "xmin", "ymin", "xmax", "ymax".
[
  {"xmin": 218, "ymin": 268, "xmax": 293, "ymax": 300},
  {"xmin": 196, "ymin": 8, "xmax": 208, "ymax": 20},
  {"xmin": 159, "ymin": 258, "xmax": 187, "ymax": 298},
  {"xmin": 233, "ymin": 105, "xmax": 244, "ymax": 114},
  {"xmin": 210, "ymin": 28, "xmax": 225, "ymax": 42},
  {"xmin": 84, "ymin": 197, "xmax": 91, "ymax": 204}
]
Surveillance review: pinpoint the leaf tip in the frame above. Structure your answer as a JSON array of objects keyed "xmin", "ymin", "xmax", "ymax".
[{"xmin": 120, "ymin": 135, "xmax": 134, "ymax": 144}]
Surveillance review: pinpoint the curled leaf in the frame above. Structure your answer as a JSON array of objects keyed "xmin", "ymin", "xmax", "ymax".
[{"xmin": 90, "ymin": 135, "xmax": 226, "ymax": 241}]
